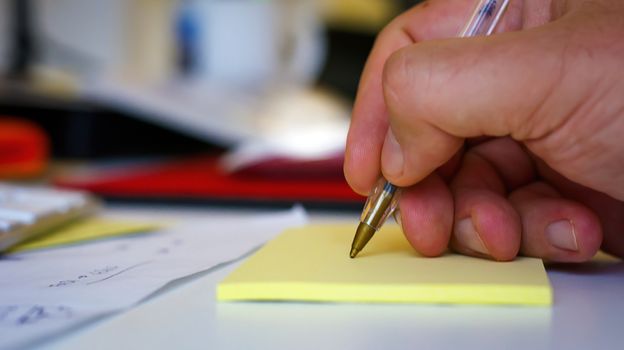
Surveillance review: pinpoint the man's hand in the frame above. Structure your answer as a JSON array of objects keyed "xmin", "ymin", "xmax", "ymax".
[{"xmin": 344, "ymin": 0, "xmax": 624, "ymax": 261}]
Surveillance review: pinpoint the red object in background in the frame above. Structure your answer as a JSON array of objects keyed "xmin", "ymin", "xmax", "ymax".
[
  {"xmin": 232, "ymin": 154, "xmax": 346, "ymax": 180},
  {"xmin": 55, "ymin": 155, "xmax": 364, "ymax": 207},
  {"xmin": 0, "ymin": 118, "xmax": 49, "ymax": 178}
]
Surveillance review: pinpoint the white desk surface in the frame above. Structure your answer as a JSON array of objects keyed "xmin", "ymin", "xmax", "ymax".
[{"xmin": 39, "ymin": 205, "xmax": 624, "ymax": 350}]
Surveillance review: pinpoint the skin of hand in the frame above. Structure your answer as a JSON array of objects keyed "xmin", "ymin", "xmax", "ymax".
[{"xmin": 344, "ymin": 0, "xmax": 624, "ymax": 262}]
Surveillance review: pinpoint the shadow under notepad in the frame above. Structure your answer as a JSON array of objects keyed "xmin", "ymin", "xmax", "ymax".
[
  {"xmin": 215, "ymin": 302, "xmax": 552, "ymax": 350},
  {"xmin": 546, "ymin": 253, "xmax": 624, "ymax": 276}
]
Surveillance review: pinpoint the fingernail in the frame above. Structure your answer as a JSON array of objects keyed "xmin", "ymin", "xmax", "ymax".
[
  {"xmin": 455, "ymin": 218, "xmax": 489, "ymax": 256},
  {"xmin": 382, "ymin": 129, "xmax": 404, "ymax": 178},
  {"xmin": 546, "ymin": 220, "xmax": 578, "ymax": 251}
]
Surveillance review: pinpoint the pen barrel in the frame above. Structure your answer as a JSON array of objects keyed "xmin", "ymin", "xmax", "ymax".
[
  {"xmin": 360, "ymin": 181, "xmax": 399, "ymax": 230},
  {"xmin": 460, "ymin": 0, "xmax": 511, "ymax": 37}
]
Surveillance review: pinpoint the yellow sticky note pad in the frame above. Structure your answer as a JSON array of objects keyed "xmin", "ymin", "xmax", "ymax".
[
  {"xmin": 218, "ymin": 224, "xmax": 552, "ymax": 306},
  {"xmin": 9, "ymin": 218, "xmax": 160, "ymax": 253}
]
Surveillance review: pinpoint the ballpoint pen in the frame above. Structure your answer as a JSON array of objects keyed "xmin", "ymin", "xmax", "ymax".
[{"xmin": 349, "ymin": 0, "xmax": 511, "ymax": 258}]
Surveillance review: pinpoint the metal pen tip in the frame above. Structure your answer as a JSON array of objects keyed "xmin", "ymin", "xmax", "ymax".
[
  {"xmin": 349, "ymin": 222, "xmax": 376, "ymax": 259},
  {"xmin": 350, "ymin": 248, "xmax": 359, "ymax": 259}
]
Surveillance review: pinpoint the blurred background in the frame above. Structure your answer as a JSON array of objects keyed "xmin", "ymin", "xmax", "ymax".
[{"xmin": 0, "ymin": 0, "xmax": 422, "ymax": 207}]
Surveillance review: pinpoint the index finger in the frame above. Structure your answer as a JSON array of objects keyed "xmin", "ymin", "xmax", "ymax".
[{"xmin": 344, "ymin": 0, "xmax": 483, "ymax": 195}]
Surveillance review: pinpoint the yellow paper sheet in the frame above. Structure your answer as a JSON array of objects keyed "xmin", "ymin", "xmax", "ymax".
[
  {"xmin": 8, "ymin": 218, "xmax": 160, "ymax": 253},
  {"xmin": 218, "ymin": 224, "xmax": 552, "ymax": 306}
]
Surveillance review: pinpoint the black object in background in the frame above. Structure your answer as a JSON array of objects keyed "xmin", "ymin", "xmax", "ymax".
[
  {"xmin": 400, "ymin": 0, "xmax": 423, "ymax": 10},
  {"xmin": 318, "ymin": 29, "xmax": 375, "ymax": 100},
  {"xmin": 0, "ymin": 91, "xmax": 221, "ymax": 159},
  {"xmin": 8, "ymin": 0, "xmax": 37, "ymax": 79},
  {"xmin": 317, "ymin": 0, "xmax": 424, "ymax": 100}
]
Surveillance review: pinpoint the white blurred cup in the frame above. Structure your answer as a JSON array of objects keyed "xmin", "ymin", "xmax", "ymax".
[{"xmin": 187, "ymin": 0, "xmax": 326, "ymax": 88}]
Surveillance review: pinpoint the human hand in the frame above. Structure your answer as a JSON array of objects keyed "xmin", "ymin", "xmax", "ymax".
[{"xmin": 344, "ymin": 0, "xmax": 624, "ymax": 261}]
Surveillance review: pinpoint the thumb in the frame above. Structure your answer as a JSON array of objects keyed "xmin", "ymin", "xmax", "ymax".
[{"xmin": 379, "ymin": 21, "xmax": 577, "ymax": 187}]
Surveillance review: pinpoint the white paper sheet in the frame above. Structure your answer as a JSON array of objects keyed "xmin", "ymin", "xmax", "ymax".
[{"xmin": 0, "ymin": 207, "xmax": 307, "ymax": 349}]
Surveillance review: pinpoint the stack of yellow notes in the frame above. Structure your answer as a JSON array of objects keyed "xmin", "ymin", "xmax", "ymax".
[
  {"xmin": 8, "ymin": 218, "xmax": 159, "ymax": 253},
  {"xmin": 218, "ymin": 224, "xmax": 552, "ymax": 306}
]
